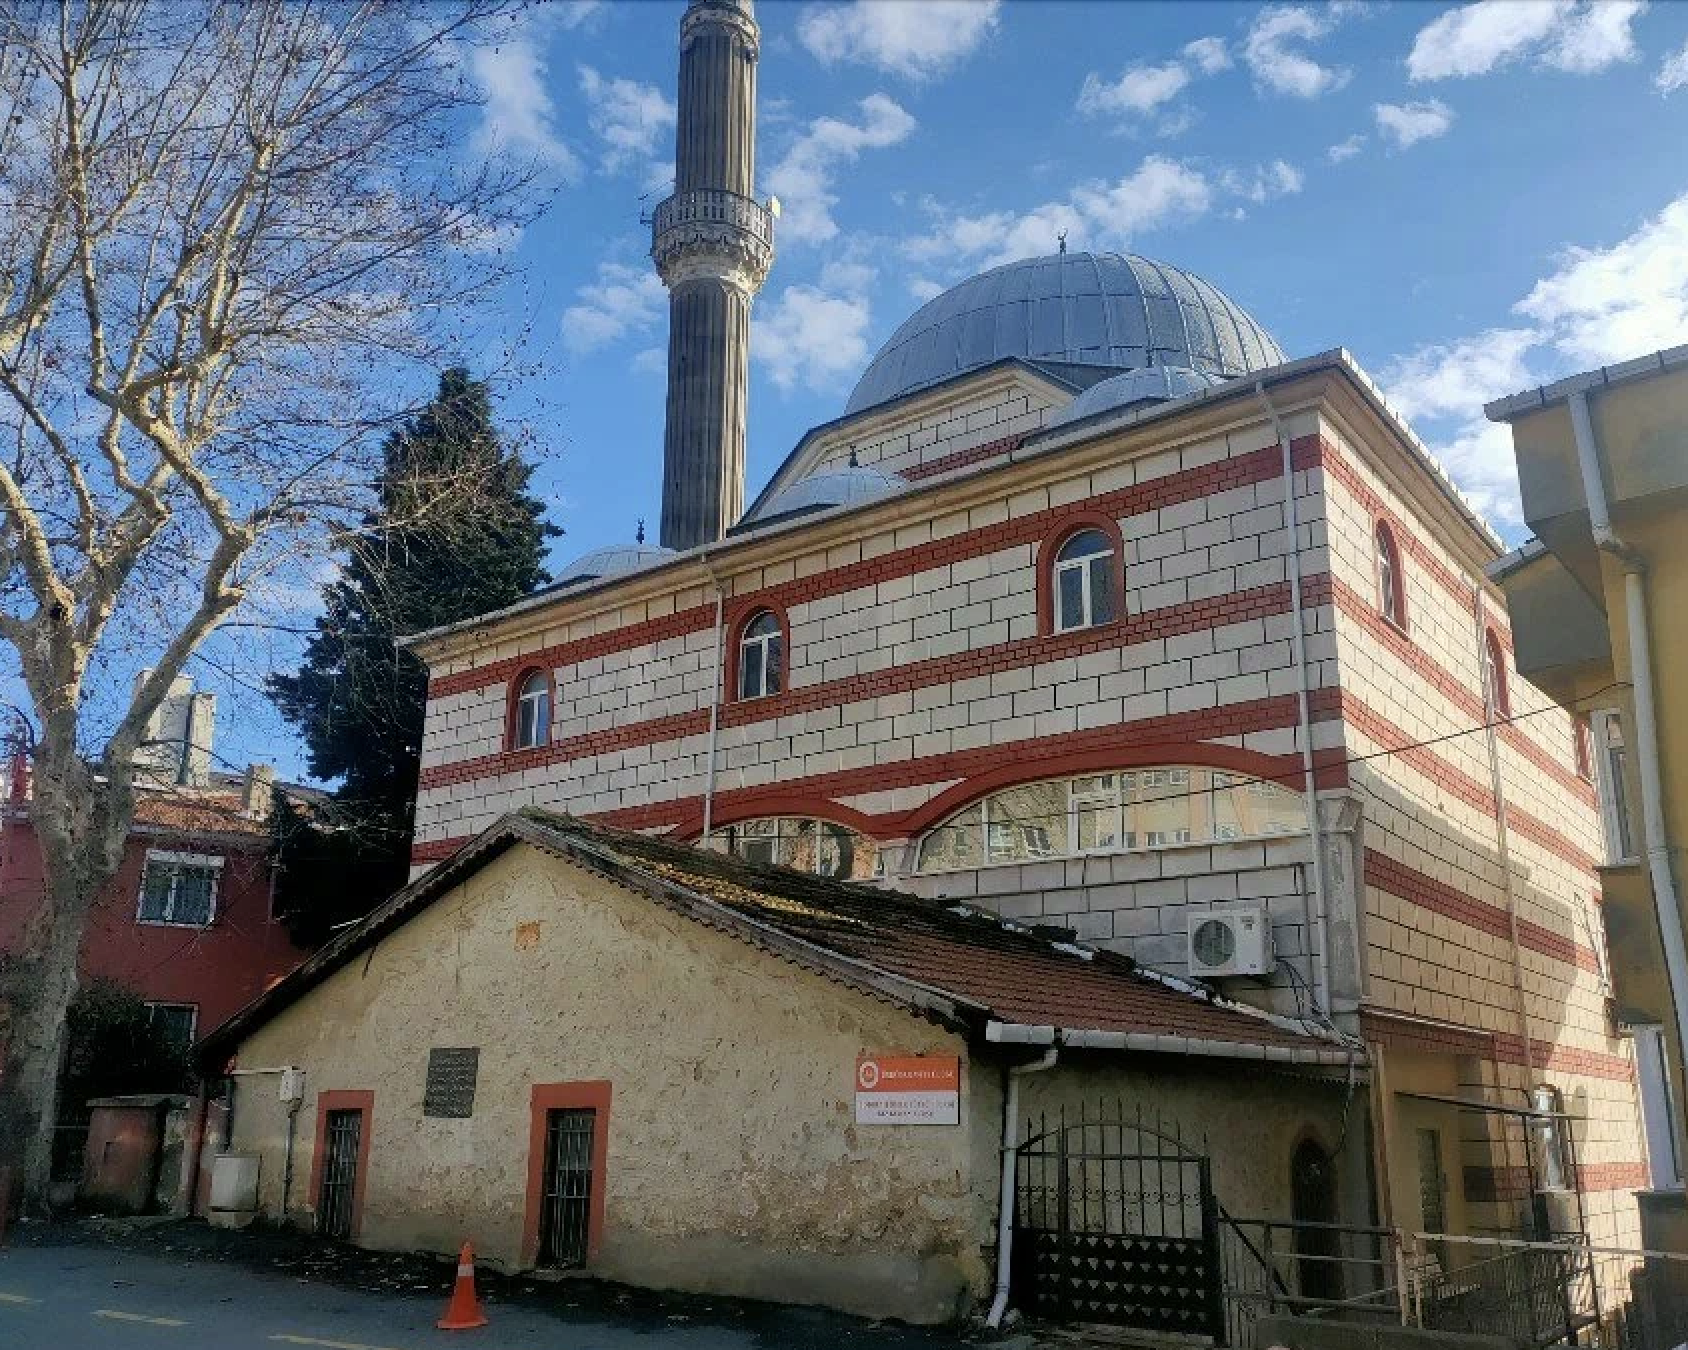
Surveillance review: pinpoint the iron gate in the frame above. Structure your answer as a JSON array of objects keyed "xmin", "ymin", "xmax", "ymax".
[
  {"xmin": 316, "ymin": 1108, "xmax": 362, "ymax": 1241},
  {"xmin": 537, "ymin": 1108, "xmax": 597, "ymax": 1268},
  {"xmin": 1012, "ymin": 1108, "xmax": 1224, "ymax": 1339}
]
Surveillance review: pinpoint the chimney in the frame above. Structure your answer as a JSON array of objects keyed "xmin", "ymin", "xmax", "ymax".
[
  {"xmin": 651, "ymin": 0, "xmax": 774, "ymax": 551},
  {"xmin": 242, "ymin": 763, "xmax": 276, "ymax": 818}
]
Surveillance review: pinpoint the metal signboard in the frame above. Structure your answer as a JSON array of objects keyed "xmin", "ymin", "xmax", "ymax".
[
  {"xmin": 423, "ymin": 1047, "xmax": 480, "ymax": 1119},
  {"xmin": 854, "ymin": 1054, "xmax": 960, "ymax": 1125}
]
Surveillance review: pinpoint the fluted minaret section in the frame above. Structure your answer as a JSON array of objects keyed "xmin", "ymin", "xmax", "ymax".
[{"xmin": 653, "ymin": 0, "xmax": 774, "ymax": 552}]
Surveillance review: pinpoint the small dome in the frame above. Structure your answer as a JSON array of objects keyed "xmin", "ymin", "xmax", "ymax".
[
  {"xmin": 751, "ymin": 464, "xmax": 906, "ymax": 523},
  {"xmin": 555, "ymin": 543, "xmax": 675, "ymax": 586},
  {"xmin": 1047, "ymin": 365, "xmax": 1228, "ymax": 429},
  {"xmin": 846, "ymin": 251, "xmax": 1284, "ymax": 416}
]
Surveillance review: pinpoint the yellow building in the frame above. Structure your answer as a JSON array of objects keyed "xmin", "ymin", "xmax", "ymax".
[{"xmin": 1487, "ymin": 345, "xmax": 1688, "ymax": 1251}]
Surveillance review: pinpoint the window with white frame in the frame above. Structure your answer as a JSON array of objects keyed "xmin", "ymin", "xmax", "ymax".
[
  {"xmin": 915, "ymin": 766, "xmax": 1307, "ymax": 872},
  {"xmin": 1375, "ymin": 521, "xmax": 1406, "ymax": 630},
  {"xmin": 737, "ymin": 611, "xmax": 783, "ymax": 700},
  {"xmin": 718, "ymin": 817, "xmax": 878, "ymax": 880},
  {"xmin": 145, "ymin": 1002, "xmax": 198, "ymax": 1056},
  {"xmin": 1591, "ymin": 709, "xmax": 1637, "ymax": 864},
  {"xmin": 512, "ymin": 669, "xmax": 551, "ymax": 750},
  {"xmin": 1634, "ymin": 1025, "xmax": 1684, "ymax": 1190},
  {"xmin": 137, "ymin": 851, "xmax": 222, "ymax": 927},
  {"xmin": 1052, "ymin": 529, "xmax": 1118, "ymax": 632}
]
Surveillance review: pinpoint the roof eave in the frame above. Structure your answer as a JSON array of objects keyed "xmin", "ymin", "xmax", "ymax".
[
  {"xmin": 985, "ymin": 1020, "xmax": 1360, "ymax": 1067},
  {"xmin": 1484, "ymin": 343, "xmax": 1688, "ymax": 422}
]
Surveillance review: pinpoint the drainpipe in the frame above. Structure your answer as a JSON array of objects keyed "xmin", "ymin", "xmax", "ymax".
[
  {"xmin": 1255, "ymin": 383, "xmax": 1333, "ymax": 1017},
  {"xmin": 1569, "ymin": 388, "xmax": 1688, "ymax": 1085},
  {"xmin": 986, "ymin": 1040, "xmax": 1060, "ymax": 1329},
  {"xmin": 698, "ymin": 551, "xmax": 726, "ymax": 845}
]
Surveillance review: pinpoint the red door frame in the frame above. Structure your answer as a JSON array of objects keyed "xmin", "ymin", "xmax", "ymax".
[
  {"xmin": 521, "ymin": 1081, "xmax": 612, "ymax": 1267},
  {"xmin": 307, "ymin": 1089, "xmax": 374, "ymax": 1239}
]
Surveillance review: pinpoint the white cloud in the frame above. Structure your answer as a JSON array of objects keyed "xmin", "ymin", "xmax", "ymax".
[
  {"xmin": 1244, "ymin": 6, "xmax": 1353, "ymax": 98},
  {"xmin": 1407, "ymin": 0, "xmax": 1644, "ymax": 81},
  {"xmin": 1657, "ymin": 37, "xmax": 1688, "ymax": 92},
  {"xmin": 1381, "ymin": 189, "xmax": 1688, "ymax": 526},
  {"xmin": 562, "ymin": 260, "xmax": 665, "ymax": 355},
  {"xmin": 631, "ymin": 346, "xmax": 665, "ymax": 377},
  {"xmin": 1327, "ymin": 134, "xmax": 1366, "ymax": 163},
  {"xmin": 466, "ymin": 31, "xmax": 579, "ymax": 176},
  {"xmin": 903, "ymin": 156, "xmax": 1213, "ymax": 271},
  {"xmin": 798, "ymin": 0, "xmax": 1000, "ymax": 80},
  {"xmin": 1184, "ymin": 37, "xmax": 1233, "ymax": 75},
  {"xmin": 556, "ymin": 0, "xmax": 605, "ymax": 29},
  {"xmin": 1220, "ymin": 159, "xmax": 1304, "ymax": 202},
  {"xmin": 755, "ymin": 262, "xmax": 877, "ymax": 393},
  {"xmin": 766, "ymin": 94, "xmax": 917, "ymax": 246},
  {"xmin": 908, "ymin": 277, "xmax": 945, "ymax": 302},
  {"xmin": 578, "ymin": 66, "xmax": 675, "ymax": 173},
  {"xmin": 1515, "ymin": 191, "xmax": 1688, "ymax": 364},
  {"xmin": 1373, "ymin": 99, "xmax": 1456, "ymax": 149},
  {"xmin": 1078, "ymin": 61, "xmax": 1191, "ymax": 118}
]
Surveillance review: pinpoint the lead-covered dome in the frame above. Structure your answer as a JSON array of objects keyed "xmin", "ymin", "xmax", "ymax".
[
  {"xmin": 749, "ymin": 464, "xmax": 905, "ymax": 524},
  {"xmin": 1046, "ymin": 365, "xmax": 1229, "ymax": 429},
  {"xmin": 845, "ymin": 252, "xmax": 1285, "ymax": 416},
  {"xmin": 555, "ymin": 543, "xmax": 675, "ymax": 587}
]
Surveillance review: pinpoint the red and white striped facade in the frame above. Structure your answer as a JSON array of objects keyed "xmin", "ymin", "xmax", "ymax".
[{"xmin": 408, "ymin": 350, "xmax": 1644, "ymax": 1247}]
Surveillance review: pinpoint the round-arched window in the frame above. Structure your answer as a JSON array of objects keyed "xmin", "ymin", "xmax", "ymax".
[
  {"xmin": 1483, "ymin": 629, "xmax": 1510, "ymax": 719},
  {"xmin": 1052, "ymin": 528, "xmax": 1117, "ymax": 632},
  {"xmin": 737, "ymin": 610, "xmax": 783, "ymax": 701},
  {"xmin": 512, "ymin": 669, "xmax": 551, "ymax": 750},
  {"xmin": 1375, "ymin": 522, "xmax": 1406, "ymax": 630},
  {"xmin": 719, "ymin": 817, "xmax": 878, "ymax": 880}
]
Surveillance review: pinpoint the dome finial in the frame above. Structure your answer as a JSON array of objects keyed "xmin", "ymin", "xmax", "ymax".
[
  {"xmin": 1057, "ymin": 229, "xmax": 1067, "ymax": 256},
  {"xmin": 636, "ymin": 518, "xmax": 646, "ymax": 545},
  {"xmin": 848, "ymin": 445, "xmax": 858, "ymax": 468}
]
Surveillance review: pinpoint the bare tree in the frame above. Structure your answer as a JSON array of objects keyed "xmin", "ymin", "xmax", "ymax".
[{"xmin": 0, "ymin": 0, "xmax": 538, "ymax": 1204}]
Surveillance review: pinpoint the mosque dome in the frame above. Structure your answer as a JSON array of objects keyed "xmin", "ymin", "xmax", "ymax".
[
  {"xmin": 1046, "ymin": 365, "xmax": 1229, "ymax": 429},
  {"xmin": 555, "ymin": 543, "xmax": 676, "ymax": 586},
  {"xmin": 844, "ymin": 251, "xmax": 1285, "ymax": 416},
  {"xmin": 750, "ymin": 463, "xmax": 906, "ymax": 523}
]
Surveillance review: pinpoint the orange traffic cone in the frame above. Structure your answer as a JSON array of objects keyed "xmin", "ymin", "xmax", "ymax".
[{"xmin": 437, "ymin": 1242, "xmax": 489, "ymax": 1330}]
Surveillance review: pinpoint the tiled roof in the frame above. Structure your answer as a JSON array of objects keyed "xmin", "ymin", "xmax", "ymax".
[{"xmin": 201, "ymin": 808, "xmax": 1350, "ymax": 1064}]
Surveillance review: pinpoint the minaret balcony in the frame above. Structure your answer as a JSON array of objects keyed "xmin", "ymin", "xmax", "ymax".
[{"xmin": 650, "ymin": 188, "xmax": 776, "ymax": 292}]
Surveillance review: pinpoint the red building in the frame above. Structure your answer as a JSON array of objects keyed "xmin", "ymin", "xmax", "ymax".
[{"xmin": 0, "ymin": 681, "xmax": 309, "ymax": 1050}]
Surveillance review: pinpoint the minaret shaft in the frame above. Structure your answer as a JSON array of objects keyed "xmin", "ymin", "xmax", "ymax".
[{"xmin": 652, "ymin": 0, "xmax": 773, "ymax": 553}]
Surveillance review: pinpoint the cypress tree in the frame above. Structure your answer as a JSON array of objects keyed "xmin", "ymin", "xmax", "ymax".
[{"xmin": 269, "ymin": 368, "xmax": 558, "ymax": 938}]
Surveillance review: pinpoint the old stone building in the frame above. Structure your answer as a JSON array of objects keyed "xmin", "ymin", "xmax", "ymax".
[{"xmin": 205, "ymin": 0, "xmax": 1648, "ymax": 1334}]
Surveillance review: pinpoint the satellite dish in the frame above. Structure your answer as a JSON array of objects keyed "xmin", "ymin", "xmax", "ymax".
[{"xmin": 766, "ymin": 195, "xmax": 782, "ymax": 219}]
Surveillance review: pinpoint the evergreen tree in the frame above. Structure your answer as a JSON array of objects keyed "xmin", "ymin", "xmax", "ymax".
[{"xmin": 269, "ymin": 369, "xmax": 558, "ymax": 934}]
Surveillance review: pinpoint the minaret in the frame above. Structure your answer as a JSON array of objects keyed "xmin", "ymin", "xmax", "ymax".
[{"xmin": 651, "ymin": 0, "xmax": 774, "ymax": 552}]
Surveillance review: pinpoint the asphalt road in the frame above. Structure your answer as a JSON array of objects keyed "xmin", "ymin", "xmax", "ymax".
[{"xmin": 0, "ymin": 1240, "xmax": 967, "ymax": 1350}]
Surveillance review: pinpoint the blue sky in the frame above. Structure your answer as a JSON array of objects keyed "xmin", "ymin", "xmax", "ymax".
[{"xmin": 210, "ymin": 0, "xmax": 1688, "ymax": 781}]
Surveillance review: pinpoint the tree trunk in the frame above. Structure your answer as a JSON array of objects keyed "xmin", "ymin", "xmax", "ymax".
[{"xmin": 0, "ymin": 747, "xmax": 131, "ymax": 1211}]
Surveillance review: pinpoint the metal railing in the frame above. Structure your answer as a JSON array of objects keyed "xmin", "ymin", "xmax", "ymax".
[{"xmin": 1222, "ymin": 1216, "xmax": 1405, "ymax": 1346}]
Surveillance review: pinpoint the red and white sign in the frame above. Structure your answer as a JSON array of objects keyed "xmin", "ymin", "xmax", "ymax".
[{"xmin": 855, "ymin": 1055, "xmax": 960, "ymax": 1126}]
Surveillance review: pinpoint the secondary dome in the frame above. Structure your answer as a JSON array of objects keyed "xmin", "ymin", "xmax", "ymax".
[
  {"xmin": 845, "ymin": 252, "xmax": 1285, "ymax": 416},
  {"xmin": 1046, "ymin": 365, "xmax": 1229, "ymax": 429},
  {"xmin": 750, "ymin": 464, "xmax": 905, "ymax": 523},
  {"xmin": 555, "ymin": 543, "xmax": 675, "ymax": 586}
]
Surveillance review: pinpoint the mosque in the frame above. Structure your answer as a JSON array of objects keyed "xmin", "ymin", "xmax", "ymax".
[{"xmin": 207, "ymin": 0, "xmax": 1648, "ymax": 1333}]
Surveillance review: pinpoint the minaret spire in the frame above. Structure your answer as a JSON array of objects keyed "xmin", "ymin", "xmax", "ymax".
[{"xmin": 651, "ymin": 0, "xmax": 774, "ymax": 551}]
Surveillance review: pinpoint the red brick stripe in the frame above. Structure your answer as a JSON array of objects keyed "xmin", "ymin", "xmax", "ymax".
[
  {"xmin": 1493, "ymin": 1034, "xmax": 1635, "ymax": 1082},
  {"xmin": 1365, "ymin": 849, "xmax": 1601, "ymax": 973},
  {"xmin": 420, "ymin": 577, "xmax": 1324, "ymax": 790},
  {"xmin": 1360, "ymin": 1009, "xmax": 1497, "ymax": 1059},
  {"xmin": 429, "ymin": 436, "xmax": 1327, "ymax": 701},
  {"xmin": 1464, "ymin": 1161, "xmax": 1647, "ymax": 1202},
  {"xmin": 900, "ymin": 433, "xmax": 1026, "ymax": 482}
]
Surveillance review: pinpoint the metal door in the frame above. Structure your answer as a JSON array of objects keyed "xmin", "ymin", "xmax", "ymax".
[
  {"xmin": 317, "ymin": 1108, "xmax": 361, "ymax": 1240},
  {"xmin": 1013, "ymin": 1107, "xmax": 1223, "ymax": 1339},
  {"xmin": 537, "ymin": 1108, "xmax": 596, "ymax": 1267}
]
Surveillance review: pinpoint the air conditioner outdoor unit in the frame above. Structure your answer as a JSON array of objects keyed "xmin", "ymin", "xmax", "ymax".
[{"xmin": 1188, "ymin": 906, "xmax": 1275, "ymax": 978}]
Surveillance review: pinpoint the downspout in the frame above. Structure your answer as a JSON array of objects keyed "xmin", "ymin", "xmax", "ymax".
[
  {"xmin": 1569, "ymin": 388, "xmax": 1688, "ymax": 1082},
  {"xmin": 986, "ymin": 1041, "xmax": 1060, "ymax": 1329},
  {"xmin": 1469, "ymin": 577, "xmax": 1536, "ymax": 1083},
  {"xmin": 1255, "ymin": 383, "xmax": 1333, "ymax": 1017},
  {"xmin": 698, "ymin": 550, "xmax": 726, "ymax": 845}
]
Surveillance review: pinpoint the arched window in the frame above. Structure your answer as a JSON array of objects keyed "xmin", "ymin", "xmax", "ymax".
[
  {"xmin": 737, "ymin": 610, "xmax": 783, "ymax": 700},
  {"xmin": 512, "ymin": 668, "xmax": 551, "ymax": 750},
  {"xmin": 718, "ymin": 817, "xmax": 878, "ymax": 880},
  {"xmin": 914, "ymin": 766, "xmax": 1307, "ymax": 872},
  {"xmin": 1574, "ymin": 716, "xmax": 1594, "ymax": 781},
  {"xmin": 1375, "ymin": 521, "xmax": 1406, "ymax": 630},
  {"xmin": 1483, "ymin": 628, "xmax": 1510, "ymax": 719},
  {"xmin": 1052, "ymin": 528, "xmax": 1118, "ymax": 633}
]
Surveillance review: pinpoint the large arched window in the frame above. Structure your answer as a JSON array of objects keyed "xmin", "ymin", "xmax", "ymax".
[
  {"xmin": 512, "ymin": 668, "xmax": 551, "ymax": 750},
  {"xmin": 1483, "ymin": 628, "xmax": 1510, "ymax": 719},
  {"xmin": 1052, "ymin": 528, "xmax": 1118, "ymax": 633},
  {"xmin": 719, "ymin": 817, "xmax": 878, "ymax": 880},
  {"xmin": 914, "ymin": 766, "xmax": 1307, "ymax": 872},
  {"xmin": 1375, "ymin": 521, "xmax": 1406, "ymax": 630},
  {"xmin": 737, "ymin": 610, "xmax": 783, "ymax": 701}
]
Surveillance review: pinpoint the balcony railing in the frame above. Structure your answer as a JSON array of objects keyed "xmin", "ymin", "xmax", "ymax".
[{"xmin": 650, "ymin": 188, "xmax": 775, "ymax": 251}]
